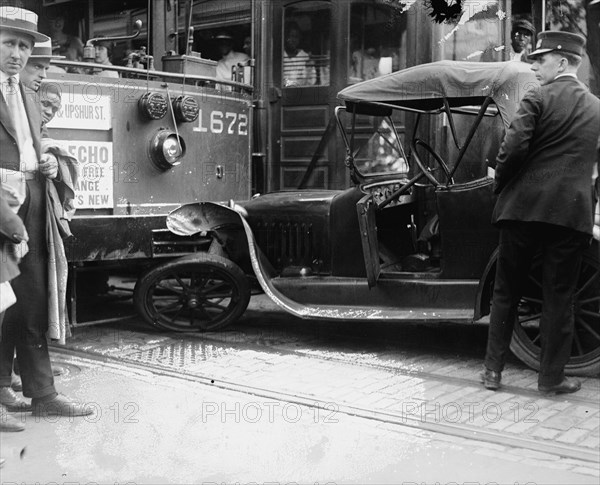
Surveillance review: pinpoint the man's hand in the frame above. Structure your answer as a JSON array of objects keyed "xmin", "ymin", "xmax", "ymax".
[
  {"xmin": 10, "ymin": 239, "xmax": 29, "ymax": 259},
  {"xmin": 39, "ymin": 153, "xmax": 58, "ymax": 179},
  {"xmin": 8, "ymin": 226, "xmax": 29, "ymax": 259}
]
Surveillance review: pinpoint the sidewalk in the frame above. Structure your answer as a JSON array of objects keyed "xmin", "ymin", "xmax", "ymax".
[{"xmin": 0, "ymin": 353, "xmax": 598, "ymax": 484}]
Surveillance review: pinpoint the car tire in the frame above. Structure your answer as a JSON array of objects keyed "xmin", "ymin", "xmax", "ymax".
[
  {"xmin": 509, "ymin": 242, "xmax": 600, "ymax": 377},
  {"xmin": 133, "ymin": 253, "xmax": 251, "ymax": 332}
]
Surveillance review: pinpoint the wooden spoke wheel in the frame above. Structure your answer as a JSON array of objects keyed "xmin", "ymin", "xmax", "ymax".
[
  {"xmin": 509, "ymin": 244, "xmax": 600, "ymax": 376},
  {"xmin": 134, "ymin": 254, "xmax": 250, "ymax": 332}
]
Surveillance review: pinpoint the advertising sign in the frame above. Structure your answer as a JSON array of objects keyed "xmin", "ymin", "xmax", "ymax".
[
  {"xmin": 58, "ymin": 140, "xmax": 114, "ymax": 209},
  {"xmin": 47, "ymin": 93, "xmax": 112, "ymax": 130}
]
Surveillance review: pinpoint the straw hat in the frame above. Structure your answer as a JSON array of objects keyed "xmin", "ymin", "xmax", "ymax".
[
  {"xmin": 30, "ymin": 39, "xmax": 65, "ymax": 60},
  {"xmin": 0, "ymin": 6, "xmax": 49, "ymax": 43}
]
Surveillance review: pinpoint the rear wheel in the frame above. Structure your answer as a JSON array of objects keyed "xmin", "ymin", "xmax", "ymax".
[
  {"xmin": 509, "ymin": 244, "xmax": 600, "ymax": 376},
  {"xmin": 134, "ymin": 254, "xmax": 250, "ymax": 332}
]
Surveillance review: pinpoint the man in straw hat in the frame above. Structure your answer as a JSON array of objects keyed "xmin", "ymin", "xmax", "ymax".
[
  {"xmin": 20, "ymin": 39, "xmax": 65, "ymax": 93},
  {"xmin": 0, "ymin": 6, "xmax": 93, "ymax": 427},
  {"xmin": 482, "ymin": 31, "xmax": 600, "ymax": 394}
]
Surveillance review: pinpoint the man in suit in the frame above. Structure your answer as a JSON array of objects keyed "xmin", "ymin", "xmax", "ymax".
[
  {"xmin": 482, "ymin": 31, "xmax": 600, "ymax": 394},
  {"xmin": 20, "ymin": 38, "xmax": 64, "ymax": 92},
  {"xmin": 0, "ymin": 6, "xmax": 92, "ymax": 419},
  {"xmin": 0, "ymin": 191, "xmax": 28, "ymax": 434}
]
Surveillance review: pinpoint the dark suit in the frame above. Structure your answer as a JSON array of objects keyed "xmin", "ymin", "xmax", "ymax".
[
  {"xmin": 0, "ymin": 195, "xmax": 26, "ymax": 284},
  {"xmin": 0, "ymin": 80, "xmax": 56, "ymax": 398},
  {"xmin": 485, "ymin": 75, "xmax": 600, "ymax": 386},
  {"xmin": 0, "ymin": 193, "xmax": 27, "ymax": 335}
]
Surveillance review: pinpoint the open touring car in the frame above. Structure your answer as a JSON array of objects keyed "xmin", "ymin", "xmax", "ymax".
[{"xmin": 132, "ymin": 61, "xmax": 600, "ymax": 376}]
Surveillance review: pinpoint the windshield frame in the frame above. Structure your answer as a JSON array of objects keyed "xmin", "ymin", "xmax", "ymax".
[{"xmin": 336, "ymin": 96, "xmax": 500, "ymax": 186}]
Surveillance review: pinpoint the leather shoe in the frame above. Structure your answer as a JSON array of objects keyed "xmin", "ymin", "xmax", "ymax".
[
  {"xmin": 31, "ymin": 394, "xmax": 94, "ymax": 418},
  {"xmin": 539, "ymin": 377, "xmax": 581, "ymax": 394},
  {"xmin": 480, "ymin": 367, "xmax": 501, "ymax": 390},
  {"xmin": 0, "ymin": 387, "xmax": 32, "ymax": 412},
  {"xmin": 0, "ymin": 405, "xmax": 25, "ymax": 432},
  {"xmin": 10, "ymin": 374, "xmax": 22, "ymax": 392}
]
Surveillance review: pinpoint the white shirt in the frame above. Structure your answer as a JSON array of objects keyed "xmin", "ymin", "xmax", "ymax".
[
  {"xmin": 283, "ymin": 49, "xmax": 316, "ymax": 87},
  {"xmin": 216, "ymin": 51, "xmax": 249, "ymax": 80}
]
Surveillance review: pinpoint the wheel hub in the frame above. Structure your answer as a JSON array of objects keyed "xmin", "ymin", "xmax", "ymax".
[{"xmin": 187, "ymin": 296, "xmax": 199, "ymax": 308}]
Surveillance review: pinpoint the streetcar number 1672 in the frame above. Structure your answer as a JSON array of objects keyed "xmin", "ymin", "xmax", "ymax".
[{"xmin": 193, "ymin": 110, "xmax": 248, "ymax": 136}]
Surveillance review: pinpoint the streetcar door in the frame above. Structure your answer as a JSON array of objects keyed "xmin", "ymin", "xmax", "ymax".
[{"xmin": 271, "ymin": 1, "xmax": 334, "ymax": 191}]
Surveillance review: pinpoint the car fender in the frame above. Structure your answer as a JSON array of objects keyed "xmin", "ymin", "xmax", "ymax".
[{"xmin": 167, "ymin": 201, "xmax": 325, "ymax": 320}]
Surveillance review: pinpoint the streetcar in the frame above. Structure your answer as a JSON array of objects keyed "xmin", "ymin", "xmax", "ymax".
[
  {"xmin": 145, "ymin": 61, "xmax": 600, "ymax": 376},
  {"xmin": 29, "ymin": 1, "xmax": 255, "ymax": 325}
]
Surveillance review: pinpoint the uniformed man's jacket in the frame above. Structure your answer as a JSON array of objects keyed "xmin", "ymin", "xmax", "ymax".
[{"xmin": 492, "ymin": 76, "xmax": 600, "ymax": 235}]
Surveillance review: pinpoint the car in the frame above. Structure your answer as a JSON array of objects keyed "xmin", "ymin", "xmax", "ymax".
[{"xmin": 133, "ymin": 60, "xmax": 600, "ymax": 376}]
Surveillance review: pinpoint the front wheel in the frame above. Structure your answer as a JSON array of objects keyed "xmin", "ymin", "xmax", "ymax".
[
  {"xmin": 509, "ymin": 243, "xmax": 600, "ymax": 376},
  {"xmin": 134, "ymin": 254, "xmax": 250, "ymax": 332}
]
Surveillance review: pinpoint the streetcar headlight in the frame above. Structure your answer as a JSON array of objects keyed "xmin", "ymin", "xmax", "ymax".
[{"xmin": 149, "ymin": 129, "xmax": 186, "ymax": 170}]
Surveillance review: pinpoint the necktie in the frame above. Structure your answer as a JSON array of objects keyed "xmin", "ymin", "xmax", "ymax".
[{"xmin": 6, "ymin": 76, "xmax": 25, "ymax": 149}]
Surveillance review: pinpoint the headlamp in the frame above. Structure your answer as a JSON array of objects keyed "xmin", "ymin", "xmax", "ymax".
[{"xmin": 149, "ymin": 129, "xmax": 186, "ymax": 170}]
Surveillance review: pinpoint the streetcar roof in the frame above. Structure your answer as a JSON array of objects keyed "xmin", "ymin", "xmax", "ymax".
[{"xmin": 337, "ymin": 60, "xmax": 539, "ymax": 127}]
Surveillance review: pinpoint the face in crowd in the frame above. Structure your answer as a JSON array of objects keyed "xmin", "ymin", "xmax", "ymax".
[
  {"xmin": 95, "ymin": 44, "xmax": 110, "ymax": 64},
  {"xmin": 284, "ymin": 26, "xmax": 301, "ymax": 56},
  {"xmin": 530, "ymin": 52, "xmax": 568, "ymax": 86},
  {"xmin": 0, "ymin": 30, "xmax": 34, "ymax": 76},
  {"xmin": 217, "ymin": 39, "xmax": 233, "ymax": 57},
  {"xmin": 41, "ymin": 88, "xmax": 61, "ymax": 124},
  {"xmin": 22, "ymin": 58, "xmax": 50, "ymax": 91},
  {"xmin": 242, "ymin": 36, "xmax": 251, "ymax": 57},
  {"xmin": 49, "ymin": 15, "xmax": 65, "ymax": 35},
  {"xmin": 511, "ymin": 28, "xmax": 533, "ymax": 54}
]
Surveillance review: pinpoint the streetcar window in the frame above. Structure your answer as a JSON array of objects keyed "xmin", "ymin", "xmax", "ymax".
[
  {"xmin": 40, "ymin": 2, "xmax": 150, "ymax": 74},
  {"xmin": 348, "ymin": 2, "xmax": 407, "ymax": 85},
  {"xmin": 282, "ymin": 2, "xmax": 331, "ymax": 87},
  {"xmin": 192, "ymin": 27, "xmax": 251, "ymax": 67}
]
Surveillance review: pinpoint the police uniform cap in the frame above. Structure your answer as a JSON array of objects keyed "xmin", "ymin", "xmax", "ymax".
[{"xmin": 528, "ymin": 31, "xmax": 586, "ymax": 58}]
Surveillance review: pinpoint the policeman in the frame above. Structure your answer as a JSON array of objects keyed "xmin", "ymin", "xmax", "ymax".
[{"xmin": 482, "ymin": 31, "xmax": 600, "ymax": 394}]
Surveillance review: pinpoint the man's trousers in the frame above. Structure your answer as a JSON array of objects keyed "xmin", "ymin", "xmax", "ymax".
[
  {"xmin": 484, "ymin": 220, "xmax": 589, "ymax": 386},
  {"xmin": 0, "ymin": 177, "xmax": 55, "ymax": 398}
]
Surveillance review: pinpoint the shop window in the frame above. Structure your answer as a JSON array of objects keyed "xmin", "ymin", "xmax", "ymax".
[
  {"xmin": 283, "ymin": 2, "xmax": 331, "ymax": 87},
  {"xmin": 348, "ymin": 2, "xmax": 407, "ymax": 85}
]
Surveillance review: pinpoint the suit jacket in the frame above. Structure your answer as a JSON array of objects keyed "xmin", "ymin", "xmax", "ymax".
[
  {"xmin": 0, "ymin": 193, "xmax": 26, "ymax": 283},
  {"xmin": 0, "ymin": 81, "xmax": 42, "ymax": 284},
  {"xmin": 0, "ymin": 83, "xmax": 43, "ymax": 170},
  {"xmin": 492, "ymin": 76, "xmax": 600, "ymax": 235}
]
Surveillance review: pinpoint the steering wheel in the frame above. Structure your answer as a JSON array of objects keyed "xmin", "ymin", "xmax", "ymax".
[{"xmin": 411, "ymin": 139, "xmax": 453, "ymax": 187}]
